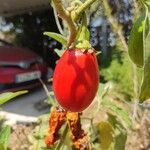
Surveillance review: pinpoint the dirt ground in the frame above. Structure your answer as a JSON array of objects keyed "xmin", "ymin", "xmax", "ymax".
[
  {"xmin": 126, "ymin": 108, "xmax": 150, "ymax": 150},
  {"xmin": 8, "ymin": 123, "xmax": 35, "ymax": 150},
  {"xmin": 7, "ymin": 101, "xmax": 150, "ymax": 150}
]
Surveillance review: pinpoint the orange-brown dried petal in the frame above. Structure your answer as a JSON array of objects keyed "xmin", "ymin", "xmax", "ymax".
[
  {"xmin": 67, "ymin": 112, "xmax": 91, "ymax": 150},
  {"xmin": 45, "ymin": 107, "xmax": 67, "ymax": 147}
]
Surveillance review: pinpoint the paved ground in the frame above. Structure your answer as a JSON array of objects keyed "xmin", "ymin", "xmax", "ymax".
[{"xmin": 1, "ymin": 85, "xmax": 52, "ymax": 118}]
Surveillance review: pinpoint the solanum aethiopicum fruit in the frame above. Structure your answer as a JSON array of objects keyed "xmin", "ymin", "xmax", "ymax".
[{"xmin": 53, "ymin": 48, "xmax": 99, "ymax": 112}]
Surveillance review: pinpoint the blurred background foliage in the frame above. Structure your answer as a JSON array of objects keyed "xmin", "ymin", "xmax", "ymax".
[
  {"xmin": 0, "ymin": 0, "xmax": 147, "ymax": 149},
  {"xmin": 0, "ymin": 0, "xmax": 142, "ymax": 100}
]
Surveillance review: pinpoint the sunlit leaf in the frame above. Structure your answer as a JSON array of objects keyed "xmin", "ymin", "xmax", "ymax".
[
  {"xmin": 97, "ymin": 83, "xmax": 105, "ymax": 96},
  {"xmin": 128, "ymin": 14, "xmax": 145, "ymax": 67},
  {"xmin": 44, "ymin": 32, "xmax": 67, "ymax": 45},
  {"xmin": 97, "ymin": 121, "xmax": 113, "ymax": 150},
  {"xmin": 108, "ymin": 114, "xmax": 127, "ymax": 150},
  {"xmin": 102, "ymin": 100, "xmax": 132, "ymax": 128},
  {"xmin": 0, "ymin": 91, "xmax": 28, "ymax": 105},
  {"xmin": 54, "ymin": 48, "xmax": 65, "ymax": 57},
  {"xmin": 140, "ymin": 3, "xmax": 150, "ymax": 101},
  {"xmin": 97, "ymin": 83, "xmax": 112, "ymax": 100},
  {"xmin": 0, "ymin": 126, "xmax": 11, "ymax": 150},
  {"xmin": 75, "ymin": 25, "xmax": 91, "ymax": 49},
  {"xmin": 28, "ymin": 114, "xmax": 49, "ymax": 150}
]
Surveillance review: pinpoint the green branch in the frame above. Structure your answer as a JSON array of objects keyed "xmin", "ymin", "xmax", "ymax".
[
  {"xmin": 74, "ymin": 0, "xmax": 97, "ymax": 21},
  {"xmin": 52, "ymin": 1, "xmax": 64, "ymax": 35},
  {"xmin": 55, "ymin": 124, "xmax": 68, "ymax": 150},
  {"xmin": 52, "ymin": 0, "xmax": 77, "ymax": 48},
  {"xmin": 52, "ymin": 0, "xmax": 97, "ymax": 48},
  {"xmin": 102, "ymin": 0, "xmax": 128, "ymax": 51}
]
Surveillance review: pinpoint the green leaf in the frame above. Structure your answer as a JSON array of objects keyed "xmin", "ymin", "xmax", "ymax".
[
  {"xmin": 28, "ymin": 114, "xmax": 49, "ymax": 150},
  {"xmin": 44, "ymin": 32, "xmax": 67, "ymax": 45},
  {"xmin": 97, "ymin": 83, "xmax": 105, "ymax": 96},
  {"xmin": 102, "ymin": 100, "xmax": 132, "ymax": 128},
  {"xmin": 128, "ymin": 13, "xmax": 145, "ymax": 67},
  {"xmin": 0, "ymin": 91, "xmax": 28, "ymax": 105},
  {"xmin": 77, "ymin": 25, "xmax": 90, "ymax": 42},
  {"xmin": 108, "ymin": 114, "xmax": 127, "ymax": 150},
  {"xmin": 54, "ymin": 48, "xmax": 65, "ymax": 57},
  {"xmin": 97, "ymin": 121, "xmax": 113, "ymax": 150},
  {"xmin": 140, "ymin": 4, "xmax": 150, "ymax": 101},
  {"xmin": 75, "ymin": 24, "xmax": 91, "ymax": 49},
  {"xmin": 0, "ymin": 126, "xmax": 11, "ymax": 150},
  {"xmin": 97, "ymin": 83, "xmax": 111, "ymax": 99}
]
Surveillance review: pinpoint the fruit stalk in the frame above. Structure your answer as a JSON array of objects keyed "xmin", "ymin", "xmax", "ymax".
[
  {"xmin": 73, "ymin": 0, "xmax": 97, "ymax": 21},
  {"xmin": 52, "ymin": 0, "xmax": 77, "ymax": 48},
  {"xmin": 52, "ymin": 0, "xmax": 97, "ymax": 48}
]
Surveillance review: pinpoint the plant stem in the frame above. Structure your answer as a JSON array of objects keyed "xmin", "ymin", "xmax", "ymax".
[
  {"xmin": 102, "ymin": 0, "xmax": 128, "ymax": 52},
  {"xmin": 52, "ymin": 0, "xmax": 97, "ymax": 48},
  {"xmin": 39, "ymin": 78, "xmax": 56, "ymax": 106},
  {"xmin": 132, "ymin": 64, "xmax": 140, "ymax": 122},
  {"xmin": 52, "ymin": 1, "xmax": 64, "ymax": 35},
  {"xmin": 74, "ymin": 0, "xmax": 97, "ymax": 21},
  {"xmin": 133, "ymin": 0, "xmax": 140, "ymax": 20},
  {"xmin": 55, "ymin": 124, "xmax": 68, "ymax": 150},
  {"xmin": 52, "ymin": 0, "xmax": 77, "ymax": 48}
]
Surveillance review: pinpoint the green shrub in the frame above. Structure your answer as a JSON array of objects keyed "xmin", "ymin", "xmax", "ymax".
[{"xmin": 100, "ymin": 50, "xmax": 134, "ymax": 99}]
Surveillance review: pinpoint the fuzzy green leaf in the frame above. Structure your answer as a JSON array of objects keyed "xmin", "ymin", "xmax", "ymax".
[
  {"xmin": 97, "ymin": 121, "xmax": 113, "ymax": 150},
  {"xmin": 0, "ymin": 91, "xmax": 28, "ymax": 105},
  {"xmin": 108, "ymin": 114, "xmax": 127, "ymax": 150},
  {"xmin": 97, "ymin": 83, "xmax": 105, "ymax": 95},
  {"xmin": 77, "ymin": 25, "xmax": 90, "ymax": 42},
  {"xmin": 102, "ymin": 100, "xmax": 132, "ymax": 128},
  {"xmin": 44, "ymin": 32, "xmax": 67, "ymax": 45},
  {"xmin": 54, "ymin": 48, "xmax": 65, "ymax": 57},
  {"xmin": 140, "ymin": 4, "xmax": 150, "ymax": 101},
  {"xmin": 75, "ymin": 25, "xmax": 91, "ymax": 49},
  {"xmin": 28, "ymin": 114, "xmax": 49, "ymax": 150},
  {"xmin": 128, "ymin": 14, "xmax": 145, "ymax": 67},
  {"xmin": 0, "ymin": 126, "xmax": 11, "ymax": 150}
]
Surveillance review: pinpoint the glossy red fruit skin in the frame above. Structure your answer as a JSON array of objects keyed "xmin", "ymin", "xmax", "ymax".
[{"xmin": 53, "ymin": 49, "xmax": 99, "ymax": 112}]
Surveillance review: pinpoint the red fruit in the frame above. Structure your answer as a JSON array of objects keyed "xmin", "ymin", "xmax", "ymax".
[{"xmin": 53, "ymin": 49, "xmax": 99, "ymax": 112}]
